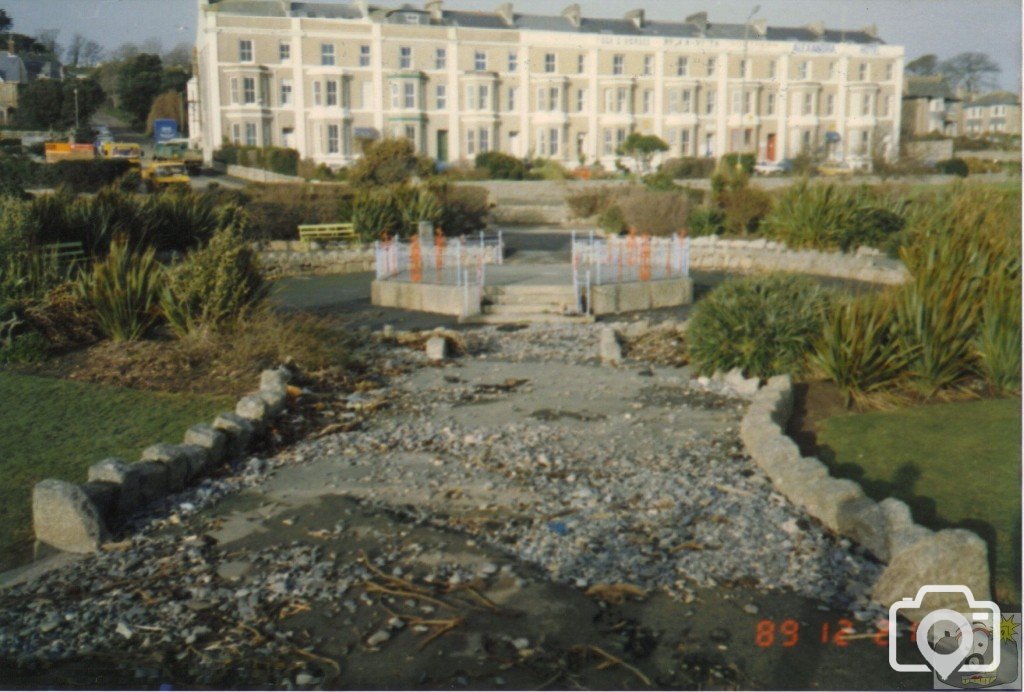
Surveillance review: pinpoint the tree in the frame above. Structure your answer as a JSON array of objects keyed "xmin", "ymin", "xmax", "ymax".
[
  {"xmin": 116, "ymin": 53, "xmax": 164, "ymax": 129},
  {"xmin": 0, "ymin": 9, "xmax": 12, "ymax": 33},
  {"xmin": 34, "ymin": 28, "xmax": 61, "ymax": 57},
  {"xmin": 905, "ymin": 54, "xmax": 938, "ymax": 76},
  {"xmin": 349, "ymin": 138, "xmax": 421, "ymax": 186},
  {"xmin": 163, "ymin": 43, "xmax": 192, "ymax": 69},
  {"xmin": 14, "ymin": 77, "xmax": 104, "ymax": 130},
  {"xmin": 59, "ymin": 78, "xmax": 105, "ymax": 129},
  {"xmin": 80, "ymin": 39, "xmax": 104, "ymax": 67},
  {"xmin": 617, "ymin": 132, "xmax": 668, "ymax": 174},
  {"xmin": 145, "ymin": 90, "xmax": 183, "ymax": 135},
  {"xmin": 161, "ymin": 66, "xmax": 191, "ymax": 94},
  {"xmin": 940, "ymin": 52, "xmax": 1001, "ymax": 95}
]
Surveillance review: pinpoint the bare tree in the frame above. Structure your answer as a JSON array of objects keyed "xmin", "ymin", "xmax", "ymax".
[
  {"xmin": 35, "ymin": 28, "xmax": 61, "ymax": 56},
  {"xmin": 940, "ymin": 52, "xmax": 1001, "ymax": 95},
  {"xmin": 905, "ymin": 54, "xmax": 938, "ymax": 77},
  {"xmin": 65, "ymin": 32, "xmax": 85, "ymax": 66},
  {"xmin": 81, "ymin": 39, "xmax": 104, "ymax": 67}
]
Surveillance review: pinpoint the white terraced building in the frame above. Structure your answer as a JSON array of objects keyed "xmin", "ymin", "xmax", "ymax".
[{"xmin": 193, "ymin": 0, "xmax": 904, "ymax": 169}]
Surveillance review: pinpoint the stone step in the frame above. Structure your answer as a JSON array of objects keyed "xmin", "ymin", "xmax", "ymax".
[
  {"xmin": 482, "ymin": 303, "xmax": 572, "ymax": 315},
  {"xmin": 459, "ymin": 312, "xmax": 595, "ymax": 325},
  {"xmin": 483, "ymin": 285, "xmax": 578, "ymax": 301}
]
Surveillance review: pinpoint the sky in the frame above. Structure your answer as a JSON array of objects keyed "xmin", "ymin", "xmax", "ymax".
[{"xmin": 2, "ymin": 0, "xmax": 1021, "ymax": 90}]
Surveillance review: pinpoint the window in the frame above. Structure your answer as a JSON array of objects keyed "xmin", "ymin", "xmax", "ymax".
[
  {"xmin": 802, "ymin": 130, "xmax": 812, "ymax": 151},
  {"xmin": 676, "ymin": 56, "xmax": 688, "ymax": 76},
  {"xmin": 359, "ymin": 45, "xmax": 371, "ymax": 67},
  {"xmin": 705, "ymin": 90, "xmax": 715, "ymax": 114},
  {"xmin": 478, "ymin": 84, "xmax": 490, "ymax": 110},
  {"xmin": 576, "ymin": 88, "xmax": 586, "ymax": 112},
  {"xmin": 886, "ymin": 63, "xmax": 894, "ymax": 81},
  {"xmin": 389, "ymin": 83, "xmax": 399, "ymax": 108},
  {"xmin": 326, "ymin": 80, "xmax": 338, "ymax": 106},
  {"xmin": 508, "ymin": 51, "xmax": 518, "ymax": 72},
  {"xmin": 508, "ymin": 87, "xmax": 517, "ymax": 110},
  {"xmin": 474, "ymin": 50, "xmax": 487, "ymax": 71},
  {"xmin": 230, "ymin": 77, "xmax": 239, "ymax": 104},
  {"xmin": 802, "ymin": 92, "xmax": 813, "ymax": 115},
  {"xmin": 279, "ymin": 42, "xmax": 290, "ymax": 62},
  {"xmin": 544, "ymin": 53, "xmax": 556, "ymax": 73},
  {"xmin": 745, "ymin": 91, "xmax": 753, "ymax": 115},
  {"xmin": 466, "ymin": 129, "xmax": 476, "ymax": 156},
  {"xmin": 538, "ymin": 127, "xmax": 559, "ymax": 157},
  {"xmin": 643, "ymin": 55, "xmax": 653, "ymax": 76},
  {"xmin": 680, "ymin": 129, "xmax": 690, "ymax": 155},
  {"xmin": 313, "ymin": 81, "xmax": 322, "ymax": 106},
  {"xmin": 403, "ymin": 82, "xmax": 416, "ymax": 109},
  {"xmin": 706, "ymin": 57, "xmax": 715, "ymax": 76},
  {"xmin": 436, "ymin": 84, "xmax": 447, "ymax": 109},
  {"xmin": 682, "ymin": 89, "xmax": 692, "ymax": 113},
  {"xmin": 642, "ymin": 89, "xmax": 652, "ymax": 113},
  {"xmin": 668, "ymin": 129, "xmax": 677, "ymax": 148},
  {"xmin": 400, "ymin": 46, "xmax": 412, "ymax": 70},
  {"xmin": 245, "ymin": 122, "xmax": 257, "ymax": 146},
  {"xmin": 612, "ymin": 54, "xmax": 624, "ymax": 76},
  {"xmin": 616, "ymin": 87, "xmax": 628, "ymax": 113},
  {"xmin": 549, "ymin": 86, "xmax": 560, "ymax": 111},
  {"xmin": 242, "ymin": 77, "xmax": 256, "ymax": 104},
  {"xmin": 603, "ymin": 129, "xmax": 613, "ymax": 156},
  {"xmin": 732, "ymin": 90, "xmax": 742, "ymax": 115},
  {"xmin": 668, "ymin": 90, "xmax": 679, "ymax": 113},
  {"xmin": 435, "ymin": 48, "xmax": 447, "ymax": 70},
  {"xmin": 231, "ymin": 123, "xmax": 240, "ymax": 144},
  {"xmin": 537, "ymin": 87, "xmax": 548, "ymax": 111},
  {"xmin": 326, "ymin": 124, "xmax": 339, "ymax": 154},
  {"xmin": 798, "ymin": 61, "xmax": 809, "ymax": 80},
  {"xmin": 321, "ymin": 44, "xmax": 335, "ymax": 66},
  {"xmin": 768, "ymin": 60, "xmax": 777, "ymax": 79},
  {"xmin": 859, "ymin": 63, "xmax": 868, "ymax": 81},
  {"xmin": 826, "ymin": 93, "xmax": 835, "ymax": 115},
  {"xmin": 239, "ymin": 40, "xmax": 253, "ymax": 62},
  {"xmin": 739, "ymin": 59, "xmax": 749, "ymax": 78},
  {"xmin": 766, "ymin": 92, "xmax": 775, "ymax": 115},
  {"xmin": 403, "ymin": 125, "xmax": 416, "ymax": 143},
  {"xmin": 479, "ymin": 128, "xmax": 490, "ymax": 153},
  {"xmin": 577, "ymin": 54, "xmax": 585, "ymax": 73},
  {"xmin": 279, "ymin": 79, "xmax": 292, "ymax": 106},
  {"xmin": 861, "ymin": 94, "xmax": 871, "ymax": 116}
]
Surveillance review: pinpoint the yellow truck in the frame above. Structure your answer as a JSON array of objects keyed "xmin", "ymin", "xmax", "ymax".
[
  {"xmin": 141, "ymin": 161, "xmax": 191, "ymax": 192},
  {"xmin": 99, "ymin": 142, "xmax": 143, "ymax": 167},
  {"xmin": 44, "ymin": 142, "xmax": 95, "ymax": 163},
  {"xmin": 153, "ymin": 138, "xmax": 203, "ymax": 174}
]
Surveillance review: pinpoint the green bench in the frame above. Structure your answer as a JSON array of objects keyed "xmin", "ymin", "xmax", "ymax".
[
  {"xmin": 298, "ymin": 223, "xmax": 357, "ymax": 249},
  {"xmin": 41, "ymin": 241, "xmax": 86, "ymax": 268}
]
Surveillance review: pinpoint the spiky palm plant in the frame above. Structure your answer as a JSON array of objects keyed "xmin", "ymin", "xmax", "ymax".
[{"xmin": 76, "ymin": 238, "xmax": 163, "ymax": 342}]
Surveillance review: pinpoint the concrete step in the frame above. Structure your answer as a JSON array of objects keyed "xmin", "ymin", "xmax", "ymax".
[
  {"xmin": 482, "ymin": 303, "xmax": 572, "ymax": 315},
  {"xmin": 483, "ymin": 285, "xmax": 578, "ymax": 301},
  {"xmin": 459, "ymin": 312, "xmax": 596, "ymax": 325}
]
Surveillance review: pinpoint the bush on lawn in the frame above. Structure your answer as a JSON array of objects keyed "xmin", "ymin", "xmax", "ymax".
[
  {"xmin": 659, "ymin": 157, "xmax": 716, "ymax": 180},
  {"xmin": 35, "ymin": 159, "xmax": 136, "ymax": 193},
  {"xmin": 350, "ymin": 138, "xmax": 433, "ymax": 187},
  {"xmin": 688, "ymin": 273, "xmax": 831, "ymax": 379},
  {"xmin": 161, "ymin": 205, "xmax": 268, "ymax": 337},
  {"xmin": 566, "ymin": 187, "xmax": 617, "ymax": 219},
  {"xmin": 435, "ymin": 183, "xmax": 490, "ymax": 236},
  {"xmin": 76, "ymin": 238, "xmax": 163, "ymax": 342},
  {"xmin": 812, "ymin": 293, "xmax": 910, "ymax": 406},
  {"xmin": 719, "ymin": 152, "xmax": 755, "ymax": 175},
  {"xmin": 936, "ymin": 157, "xmax": 969, "ymax": 178},
  {"xmin": 687, "ymin": 206, "xmax": 725, "ymax": 237},
  {"xmin": 475, "ymin": 151, "xmax": 526, "ymax": 180},
  {"xmin": 615, "ymin": 189, "xmax": 691, "ymax": 236}
]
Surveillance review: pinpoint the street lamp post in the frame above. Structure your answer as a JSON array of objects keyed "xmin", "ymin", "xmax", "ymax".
[{"xmin": 74, "ymin": 87, "xmax": 80, "ymax": 132}]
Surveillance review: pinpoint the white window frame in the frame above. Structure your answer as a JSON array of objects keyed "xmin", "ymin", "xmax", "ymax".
[
  {"xmin": 803, "ymin": 92, "xmax": 813, "ymax": 115},
  {"xmin": 231, "ymin": 123, "xmax": 240, "ymax": 144},
  {"xmin": 436, "ymin": 84, "xmax": 447, "ymax": 109},
  {"xmin": 435, "ymin": 48, "xmax": 447, "ymax": 70},
  {"xmin": 859, "ymin": 63, "xmax": 868, "ymax": 81},
  {"xmin": 676, "ymin": 56, "xmax": 688, "ymax": 77},
  {"xmin": 244, "ymin": 122, "xmax": 257, "ymax": 146},
  {"xmin": 359, "ymin": 45, "xmax": 371, "ymax": 68},
  {"xmin": 768, "ymin": 60, "xmax": 777, "ymax": 79},
  {"xmin": 326, "ymin": 124, "xmax": 339, "ymax": 154},
  {"xmin": 706, "ymin": 90, "xmax": 715, "ymax": 114},
  {"xmin": 479, "ymin": 127, "xmax": 490, "ymax": 153},
  {"xmin": 643, "ymin": 55, "xmax": 653, "ymax": 76},
  {"xmin": 239, "ymin": 39, "xmax": 253, "ymax": 63},
  {"xmin": 474, "ymin": 50, "xmax": 487, "ymax": 71},
  {"xmin": 399, "ymin": 46, "xmax": 412, "ymax": 70},
  {"xmin": 508, "ymin": 86, "xmax": 517, "ymax": 111},
  {"xmin": 826, "ymin": 93, "xmax": 835, "ymax": 116},
  {"xmin": 680, "ymin": 129, "xmax": 690, "ymax": 155},
  {"xmin": 466, "ymin": 129, "xmax": 476, "ymax": 156},
  {"xmin": 278, "ymin": 42, "xmax": 290, "ymax": 62},
  {"xmin": 577, "ymin": 54, "xmax": 585, "ymax": 74},
  {"xmin": 799, "ymin": 61, "xmax": 809, "ymax": 80},
  {"xmin": 576, "ymin": 88, "xmax": 585, "ymax": 112},
  {"xmin": 668, "ymin": 90, "xmax": 680, "ymax": 114},
  {"xmin": 230, "ymin": 77, "xmax": 239, "ymax": 104},
  {"xmin": 321, "ymin": 43, "xmax": 335, "ymax": 66},
  {"xmin": 612, "ymin": 54, "xmax": 624, "ymax": 76},
  {"xmin": 682, "ymin": 89, "xmax": 692, "ymax": 113},
  {"xmin": 508, "ymin": 51, "xmax": 518, "ymax": 72},
  {"xmin": 242, "ymin": 76, "xmax": 256, "ymax": 105},
  {"xmin": 861, "ymin": 93, "xmax": 872, "ymax": 116},
  {"xmin": 313, "ymin": 81, "xmax": 322, "ymax": 107},
  {"xmin": 326, "ymin": 80, "xmax": 338, "ymax": 107},
  {"xmin": 544, "ymin": 53, "xmax": 556, "ymax": 73},
  {"xmin": 706, "ymin": 57, "xmax": 716, "ymax": 77},
  {"xmin": 279, "ymin": 79, "xmax": 292, "ymax": 106},
  {"xmin": 403, "ymin": 82, "xmax": 416, "ymax": 109}
]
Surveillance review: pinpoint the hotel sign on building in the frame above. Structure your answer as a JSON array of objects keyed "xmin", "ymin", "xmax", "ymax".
[{"xmin": 194, "ymin": 0, "xmax": 903, "ymax": 169}]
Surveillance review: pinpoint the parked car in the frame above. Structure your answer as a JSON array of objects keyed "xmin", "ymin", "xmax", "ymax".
[
  {"xmin": 754, "ymin": 159, "xmax": 792, "ymax": 176},
  {"xmin": 818, "ymin": 161, "xmax": 854, "ymax": 176}
]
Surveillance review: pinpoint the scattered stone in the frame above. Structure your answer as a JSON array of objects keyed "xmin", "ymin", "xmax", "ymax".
[
  {"xmin": 213, "ymin": 412, "xmax": 254, "ymax": 459},
  {"xmin": 141, "ymin": 444, "xmax": 190, "ymax": 493},
  {"xmin": 236, "ymin": 395, "xmax": 270, "ymax": 425},
  {"xmin": 116, "ymin": 621, "xmax": 133, "ymax": 639},
  {"xmin": 599, "ymin": 327, "xmax": 622, "ymax": 364},
  {"xmin": 32, "ymin": 479, "xmax": 108, "ymax": 553},
  {"xmin": 184, "ymin": 425, "xmax": 227, "ymax": 466},
  {"xmin": 88, "ymin": 458, "xmax": 142, "ymax": 515},
  {"xmin": 260, "ymin": 368, "xmax": 292, "ymax": 394},
  {"xmin": 425, "ymin": 336, "xmax": 448, "ymax": 361},
  {"xmin": 259, "ymin": 388, "xmax": 288, "ymax": 417},
  {"xmin": 366, "ymin": 630, "xmax": 390, "ymax": 647},
  {"xmin": 132, "ymin": 461, "xmax": 169, "ymax": 506},
  {"xmin": 743, "ymin": 604, "xmax": 759, "ymax": 615}
]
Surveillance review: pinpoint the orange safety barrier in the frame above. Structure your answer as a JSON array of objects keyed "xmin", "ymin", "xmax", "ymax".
[
  {"xmin": 639, "ymin": 233, "xmax": 652, "ymax": 282},
  {"xmin": 410, "ymin": 235, "xmax": 423, "ymax": 283}
]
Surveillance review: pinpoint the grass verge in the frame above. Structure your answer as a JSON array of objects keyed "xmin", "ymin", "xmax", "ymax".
[
  {"xmin": 816, "ymin": 397, "xmax": 1022, "ymax": 607},
  {"xmin": 0, "ymin": 372, "xmax": 232, "ymax": 572}
]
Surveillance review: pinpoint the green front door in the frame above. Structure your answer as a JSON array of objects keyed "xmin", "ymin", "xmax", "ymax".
[{"xmin": 437, "ymin": 130, "xmax": 449, "ymax": 164}]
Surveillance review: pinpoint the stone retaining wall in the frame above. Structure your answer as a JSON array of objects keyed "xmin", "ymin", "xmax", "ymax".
[
  {"xmin": 225, "ymin": 163, "xmax": 306, "ymax": 184},
  {"xmin": 257, "ymin": 244, "xmax": 375, "ymax": 277},
  {"xmin": 689, "ymin": 236, "xmax": 908, "ymax": 285},
  {"xmin": 741, "ymin": 376, "xmax": 990, "ymax": 621},
  {"xmin": 32, "ymin": 369, "xmax": 295, "ymax": 555}
]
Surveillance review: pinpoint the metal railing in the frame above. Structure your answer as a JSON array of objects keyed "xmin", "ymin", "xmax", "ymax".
[
  {"xmin": 572, "ymin": 230, "xmax": 690, "ymax": 287},
  {"xmin": 374, "ymin": 231, "xmax": 503, "ymax": 285}
]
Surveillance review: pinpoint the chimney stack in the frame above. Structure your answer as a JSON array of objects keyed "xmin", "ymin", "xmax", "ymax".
[
  {"xmin": 425, "ymin": 0, "xmax": 443, "ymax": 22},
  {"xmin": 561, "ymin": 4, "xmax": 581, "ymax": 29},
  {"xmin": 625, "ymin": 9, "xmax": 644, "ymax": 29},
  {"xmin": 496, "ymin": 2, "xmax": 514, "ymax": 27}
]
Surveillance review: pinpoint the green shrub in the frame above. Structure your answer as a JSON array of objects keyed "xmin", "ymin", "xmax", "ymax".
[
  {"xmin": 527, "ymin": 158, "xmax": 569, "ymax": 181},
  {"xmin": 76, "ymin": 239, "xmax": 163, "ymax": 342},
  {"xmin": 0, "ymin": 331, "xmax": 49, "ymax": 365},
  {"xmin": 350, "ymin": 138, "xmax": 425, "ymax": 186},
  {"xmin": 435, "ymin": 183, "xmax": 490, "ymax": 236},
  {"xmin": 687, "ymin": 206, "xmax": 725, "ymax": 237},
  {"xmin": 215, "ymin": 145, "xmax": 300, "ymax": 176},
  {"xmin": 812, "ymin": 293, "xmax": 910, "ymax": 406},
  {"xmin": 36, "ymin": 159, "xmax": 135, "ymax": 193},
  {"xmin": 352, "ymin": 186, "xmax": 404, "ymax": 241},
  {"xmin": 975, "ymin": 283, "xmax": 1022, "ymax": 396},
  {"xmin": 598, "ymin": 204, "xmax": 627, "ymax": 235},
  {"xmin": 718, "ymin": 185, "xmax": 773, "ymax": 235},
  {"xmin": 161, "ymin": 205, "xmax": 267, "ymax": 337},
  {"xmin": 642, "ymin": 171, "xmax": 678, "ymax": 191},
  {"xmin": 566, "ymin": 187, "xmax": 616, "ymax": 219},
  {"xmin": 688, "ymin": 274, "xmax": 831, "ymax": 378},
  {"xmin": 719, "ymin": 152, "xmax": 755, "ymax": 175},
  {"xmin": 616, "ymin": 189, "xmax": 691, "ymax": 236},
  {"xmin": 761, "ymin": 182, "xmax": 906, "ymax": 251},
  {"xmin": 399, "ymin": 186, "xmax": 443, "ymax": 234},
  {"xmin": 936, "ymin": 157, "xmax": 969, "ymax": 178},
  {"xmin": 475, "ymin": 151, "xmax": 526, "ymax": 180},
  {"xmin": 659, "ymin": 157, "xmax": 716, "ymax": 180},
  {"xmin": 238, "ymin": 184, "xmax": 353, "ymax": 242}
]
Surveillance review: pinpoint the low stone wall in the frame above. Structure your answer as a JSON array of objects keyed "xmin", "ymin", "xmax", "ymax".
[
  {"xmin": 225, "ymin": 163, "xmax": 306, "ymax": 184},
  {"xmin": 489, "ymin": 204, "xmax": 567, "ymax": 225},
  {"xmin": 257, "ymin": 244, "xmax": 375, "ymax": 277},
  {"xmin": 689, "ymin": 236, "xmax": 908, "ymax": 285},
  {"xmin": 32, "ymin": 369, "xmax": 295, "ymax": 555},
  {"xmin": 591, "ymin": 277, "xmax": 693, "ymax": 315},
  {"xmin": 741, "ymin": 376, "xmax": 990, "ymax": 621},
  {"xmin": 371, "ymin": 279, "xmax": 474, "ymax": 316}
]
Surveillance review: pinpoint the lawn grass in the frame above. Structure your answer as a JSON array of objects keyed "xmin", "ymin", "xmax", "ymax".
[
  {"xmin": 0, "ymin": 372, "xmax": 233, "ymax": 572},
  {"xmin": 816, "ymin": 397, "xmax": 1022, "ymax": 607}
]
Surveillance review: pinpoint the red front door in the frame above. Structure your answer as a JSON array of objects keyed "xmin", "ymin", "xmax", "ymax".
[{"xmin": 766, "ymin": 133, "xmax": 776, "ymax": 161}]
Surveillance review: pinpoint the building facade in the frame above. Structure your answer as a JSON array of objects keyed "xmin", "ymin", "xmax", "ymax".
[
  {"xmin": 901, "ymin": 75, "xmax": 959, "ymax": 138},
  {"xmin": 194, "ymin": 0, "xmax": 904, "ymax": 169},
  {"xmin": 960, "ymin": 91, "xmax": 1021, "ymax": 137}
]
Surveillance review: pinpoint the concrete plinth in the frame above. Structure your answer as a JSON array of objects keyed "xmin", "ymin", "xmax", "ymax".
[
  {"xmin": 372, "ymin": 280, "xmax": 477, "ymax": 316},
  {"xmin": 590, "ymin": 278, "xmax": 693, "ymax": 315}
]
